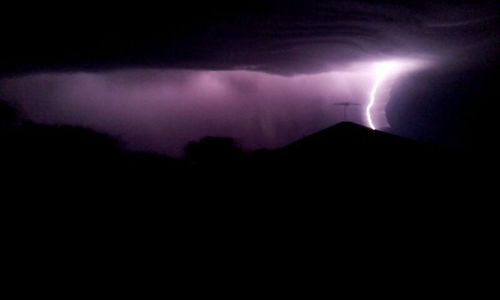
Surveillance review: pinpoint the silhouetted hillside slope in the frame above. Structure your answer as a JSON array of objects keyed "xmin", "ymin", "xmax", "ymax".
[
  {"xmin": 247, "ymin": 122, "xmax": 452, "ymax": 178},
  {"xmin": 0, "ymin": 96, "xmax": 487, "ymax": 200},
  {"xmin": 283, "ymin": 121, "xmax": 420, "ymax": 154}
]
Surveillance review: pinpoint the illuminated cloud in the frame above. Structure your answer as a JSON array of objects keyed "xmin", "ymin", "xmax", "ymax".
[
  {"xmin": 0, "ymin": 1, "xmax": 496, "ymax": 154},
  {"xmin": 0, "ymin": 58, "xmax": 431, "ymax": 156}
]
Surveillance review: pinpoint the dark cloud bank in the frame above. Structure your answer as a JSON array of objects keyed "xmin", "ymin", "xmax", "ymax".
[{"xmin": 2, "ymin": 0, "xmax": 498, "ymax": 74}]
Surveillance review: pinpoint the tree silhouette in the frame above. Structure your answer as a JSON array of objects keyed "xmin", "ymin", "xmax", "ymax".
[
  {"xmin": 185, "ymin": 137, "xmax": 243, "ymax": 167},
  {"xmin": 0, "ymin": 99, "xmax": 18, "ymax": 128}
]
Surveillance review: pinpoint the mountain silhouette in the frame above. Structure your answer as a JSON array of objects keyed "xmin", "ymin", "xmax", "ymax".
[
  {"xmin": 265, "ymin": 122, "xmax": 441, "ymax": 173},
  {"xmin": 283, "ymin": 122, "xmax": 418, "ymax": 154}
]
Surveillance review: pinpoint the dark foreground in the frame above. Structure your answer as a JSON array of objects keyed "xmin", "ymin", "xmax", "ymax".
[{"xmin": 1, "ymin": 120, "xmax": 496, "ymax": 297}]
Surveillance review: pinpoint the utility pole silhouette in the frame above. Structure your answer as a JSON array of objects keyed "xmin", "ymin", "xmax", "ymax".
[{"xmin": 333, "ymin": 102, "xmax": 360, "ymax": 122}]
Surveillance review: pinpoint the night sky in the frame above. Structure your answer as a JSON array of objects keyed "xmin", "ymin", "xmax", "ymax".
[{"xmin": 1, "ymin": 0, "xmax": 498, "ymax": 156}]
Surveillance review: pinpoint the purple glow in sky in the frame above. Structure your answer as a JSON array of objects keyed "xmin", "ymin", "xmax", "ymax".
[
  {"xmin": 366, "ymin": 60, "xmax": 428, "ymax": 130},
  {"xmin": 0, "ymin": 59, "xmax": 430, "ymax": 156}
]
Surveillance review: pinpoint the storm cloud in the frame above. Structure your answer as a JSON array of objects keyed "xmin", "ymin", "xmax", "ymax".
[
  {"xmin": 1, "ymin": 69, "xmax": 379, "ymax": 156},
  {"xmin": 1, "ymin": 0, "xmax": 497, "ymax": 75},
  {"xmin": 0, "ymin": 0, "xmax": 498, "ymax": 155}
]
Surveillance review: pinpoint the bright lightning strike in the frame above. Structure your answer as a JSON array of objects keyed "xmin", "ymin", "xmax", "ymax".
[{"xmin": 366, "ymin": 61, "xmax": 401, "ymax": 130}]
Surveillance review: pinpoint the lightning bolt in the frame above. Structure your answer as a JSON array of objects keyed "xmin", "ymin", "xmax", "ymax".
[
  {"xmin": 367, "ymin": 74, "xmax": 385, "ymax": 130},
  {"xmin": 366, "ymin": 62, "xmax": 399, "ymax": 130}
]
